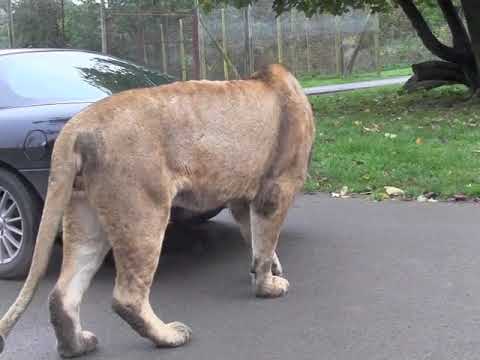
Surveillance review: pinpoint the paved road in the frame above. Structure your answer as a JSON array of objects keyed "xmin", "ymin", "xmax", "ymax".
[
  {"xmin": 1, "ymin": 194, "xmax": 480, "ymax": 360},
  {"xmin": 304, "ymin": 76, "xmax": 409, "ymax": 96}
]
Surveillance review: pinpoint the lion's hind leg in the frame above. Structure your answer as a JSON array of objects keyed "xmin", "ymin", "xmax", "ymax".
[
  {"xmin": 250, "ymin": 180, "xmax": 297, "ymax": 298},
  {"xmin": 229, "ymin": 200, "xmax": 283, "ymax": 276},
  {"xmin": 49, "ymin": 193, "xmax": 111, "ymax": 358}
]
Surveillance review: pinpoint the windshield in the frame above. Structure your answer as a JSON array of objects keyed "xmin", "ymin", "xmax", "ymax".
[{"xmin": 0, "ymin": 51, "xmax": 173, "ymax": 108}]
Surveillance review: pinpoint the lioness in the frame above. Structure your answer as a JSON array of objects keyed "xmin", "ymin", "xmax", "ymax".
[{"xmin": 0, "ymin": 64, "xmax": 314, "ymax": 357}]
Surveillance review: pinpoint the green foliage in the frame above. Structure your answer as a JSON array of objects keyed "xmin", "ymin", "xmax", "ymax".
[
  {"xmin": 108, "ymin": 0, "xmax": 195, "ymax": 10},
  {"xmin": 199, "ymin": 0, "xmax": 444, "ymax": 16},
  {"xmin": 64, "ymin": 0, "xmax": 101, "ymax": 51},
  {"xmin": 12, "ymin": 0, "xmax": 64, "ymax": 47}
]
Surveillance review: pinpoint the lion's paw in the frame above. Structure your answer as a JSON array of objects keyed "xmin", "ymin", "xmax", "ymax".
[
  {"xmin": 159, "ymin": 322, "xmax": 192, "ymax": 347},
  {"xmin": 255, "ymin": 276, "xmax": 289, "ymax": 298},
  {"xmin": 58, "ymin": 331, "xmax": 98, "ymax": 358}
]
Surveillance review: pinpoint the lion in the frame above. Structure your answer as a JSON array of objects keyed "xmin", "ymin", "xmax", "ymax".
[{"xmin": 0, "ymin": 64, "xmax": 314, "ymax": 358}]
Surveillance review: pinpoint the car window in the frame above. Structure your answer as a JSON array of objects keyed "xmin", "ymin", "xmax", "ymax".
[{"xmin": 0, "ymin": 51, "xmax": 173, "ymax": 108}]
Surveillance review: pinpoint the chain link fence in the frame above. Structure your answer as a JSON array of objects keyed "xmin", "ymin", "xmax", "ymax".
[{"xmin": 0, "ymin": 0, "xmax": 449, "ymax": 81}]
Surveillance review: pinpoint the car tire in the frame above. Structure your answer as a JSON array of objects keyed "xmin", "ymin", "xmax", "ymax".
[
  {"xmin": 0, "ymin": 169, "xmax": 42, "ymax": 280},
  {"xmin": 171, "ymin": 207, "xmax": 223, "ymax": 225}
]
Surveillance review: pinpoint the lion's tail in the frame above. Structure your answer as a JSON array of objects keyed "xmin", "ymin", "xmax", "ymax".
[{"xmin": 0, "ymin": 127, "xmax": 80, "ymax": 354}]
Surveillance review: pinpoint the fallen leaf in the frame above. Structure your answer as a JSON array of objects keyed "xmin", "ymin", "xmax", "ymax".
[
  {"xmin": 340, "ymin": 186, "xmax": 349, "ymax": 198},
  {"xmin": 384, "ymin": 186, "xmax": 405, "ymax": 197},
  {"xmin": 453, "ymin": 194, "xmax": 467, "ymax": 201},
  {"xmin": 417, "ymin": 195, "xmax": 427, "ymax": 202}
]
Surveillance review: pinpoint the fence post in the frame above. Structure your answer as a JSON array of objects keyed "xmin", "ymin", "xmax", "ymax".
[
  {"xmin": 290, "ymin": 11, "xmax": 298, "ymax": 74},
  {"xmin": 160, "ymin": 22, "xmax": 168, "ymax": 74},
  {"xmin": 243, "ymin": 5, "xmax": 254, "ymax": 75},
  {"xmin": 305, "ymin": 18, "xmax": 311, "ymax": 73},
  {"xmin": 192, "ymin": 0, "xmax": 201, "ymax": 80},
  {"xmin": 276, "ymin": 16, "xmax": 283, "ymax": 64},
  {"xmin": 198, "ymin": 14, "xmax": 240, "ymax": 79},
  {"xmin": 179, "ymin": 18, "xmax": 187, "ymax": 80},
  {"xmin": 374, "ymin": 13, "xmax": 381, "ymax": 75},
  {"xmin": 196, "ymin": 1, "xmax": 207, "ymax": 79},
  {"xmin": 334, "ymin": 15, "xmax": 344, "ymax": 77},
  {"xmin": 100, "ymin": 0, "xmax": 108, "ymax": 54},
  {"xmin": 221, "ymin": 8, "xmax": 229, "ymax": 80},
  {"xmin": 6, "ymin": 0, "xmax": 14, "ymax": 48}
]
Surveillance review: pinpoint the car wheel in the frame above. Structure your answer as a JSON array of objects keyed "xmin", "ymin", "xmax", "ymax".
[{"xmin": 0, "ymin": 169, "xmax": 42, "ymax": 279}]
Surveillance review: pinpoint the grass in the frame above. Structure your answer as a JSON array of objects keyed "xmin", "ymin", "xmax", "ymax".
[
  {"xmin": 306, "ymin": 85, "xmax": 480, "ymax": 200},
  {"xmin": 299, "ymin": 67, "xmax": 412, "ymax": 88}
]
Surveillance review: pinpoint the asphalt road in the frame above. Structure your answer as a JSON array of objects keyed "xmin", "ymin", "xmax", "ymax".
[
  {"xmin": 1, "ymin": 194, "xmax": 480, "ymax": 360},
  {"xmin": 304, "ymin": 76, "xmax": 409, "ymax": 96}
]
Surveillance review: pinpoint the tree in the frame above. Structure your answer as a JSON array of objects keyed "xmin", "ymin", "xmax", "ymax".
[
  {"xmin": 64, "ymin": 0, "xmax": 102, "ymax": 51},
  {"xmin": 203, "ymin": 0, "xmax": 480, "ymax": 95},
  {"xmin": 12, "ymin": 0, "xmax": 65, "ymax": 47}
]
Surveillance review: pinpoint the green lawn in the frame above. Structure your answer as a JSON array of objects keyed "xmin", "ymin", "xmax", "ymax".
[
  {"xmin": 306, "ymin": 85, "xmax": 480, "ymax": 200},
  {"xmin": 299, "ymin": 67, "xmax": 412, "ymax": 88}
]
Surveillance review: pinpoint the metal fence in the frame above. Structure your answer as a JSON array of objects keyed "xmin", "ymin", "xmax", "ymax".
[{"xmin": 0, "ymin": 0, "xmax": 448, "ymax": 81}]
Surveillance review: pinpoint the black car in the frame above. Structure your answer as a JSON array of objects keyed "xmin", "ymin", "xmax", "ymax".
[{"xmin": 0, "ymin": 49, "xmax": 221, "ymax": 279}]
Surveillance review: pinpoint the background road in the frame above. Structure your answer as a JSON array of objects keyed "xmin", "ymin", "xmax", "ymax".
[
  {"xmin": 304, "ymin": 76, "xmax": 409, "ymax": 95},
  {"xmin": 1, "ymin": 194, "xmax": 480, "ymax": 360}
]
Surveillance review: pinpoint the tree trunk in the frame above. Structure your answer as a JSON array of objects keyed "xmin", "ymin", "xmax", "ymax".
[
  {"xmin": 396, "ymin": 0, "xmax": 480, "ymax": 93},
  {"xmin": 345, "ymin": 13, "xmax": 371, "ymax": 76},
  {"xmin": 460, "ymin": 0, "xmax": 480, "ymax": 91}
]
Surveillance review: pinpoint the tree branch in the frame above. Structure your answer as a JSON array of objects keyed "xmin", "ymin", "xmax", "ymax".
[
  {"xmin": 437, "ymin": 0, "xmax": 471, "ymax": 51},
  {"xmin": 395, "ymin": 0, "xmax": 467, "ymax": 64},
  {"xmin": 412, "ymin": 60, "xmax": 468, "ymax": 83},
  {"xmin": 460, "ymin": 0, "xmax": 480, "ymax": 86}
]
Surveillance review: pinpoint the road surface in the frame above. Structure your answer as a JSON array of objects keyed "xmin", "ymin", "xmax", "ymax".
[
  {"xmin": 304, "ymin": 76, "xmax": 409, "ymax": 96},
  {"xmin": 1, "ymin": 194, "xmax": 480, "ymax": 360}
]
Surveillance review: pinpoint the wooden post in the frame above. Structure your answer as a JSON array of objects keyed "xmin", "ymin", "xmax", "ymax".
[
  {"xmin": 197, "ymin": 1, "xmax": 207, "ymax": 79},
  {"xmin": 199, "ymin": 26, "xmax": 207, "ymax": 79},
  {"xmin": 192, "ymin": 0, "xmax": 201, "ymax": 80},
  {"xmin": 374, "ymin": 13, "xmax": 381, "ymax": 75},
  {"xmin": 142, "ymin": 26, "xmax": 148, "ymax": 64},
  {"xmin": 7, "ymin": 0, "xmax": 14, "ymax": 48},
  {"xmin": 221, "ymin": 8, "xmax": 229, "ymax": 80},
  {"xmin": 243, "ymin": 5, "xmax": 254, "ymax": 75},
  {"xmin": 60, "ymin": 0, "xmax": 65, "ymax": 44},
  {"xmin": 276, "ymin": 16, "xmax": 283, "ymax": 64},
  {"xmin": 100, "ymin": 0, "xmax": 108, "ymax": 54},
  {"xmin": 160, "ymin": 23, "xmax": 168, "ymax": 74},
  {"xmin": 198, "ymin": 14, "xmax": 240, "ymax": 79},
  {"xmin": 334, "ymin": 15, "xmax": 344, "ymax": 77},
  {"xmin": 305, "ymin": 18, "xmax": 311, "ymax": 73},
  {"xmin": 290, "ymin": 11, "xmax": 298, "ymax": 74},
  {"xmin": 179, "ymin": 18, "xmax": 187, "ymax": 80}
]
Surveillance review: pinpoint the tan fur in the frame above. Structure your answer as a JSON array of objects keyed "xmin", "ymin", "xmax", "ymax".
[{"xmin": 0, "ymin": 64, "xmax": 315, "ymax": 357}]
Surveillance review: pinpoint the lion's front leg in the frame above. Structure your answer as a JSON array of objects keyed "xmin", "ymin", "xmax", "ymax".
[
  {"xmin": 249, "ymin": 181, "xmax": 296, "ymax": 298},
  {"xmin": 49, "ymin": 194, "xmax": 111, "ymax": 358}
]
